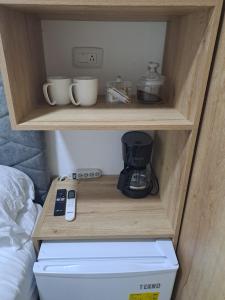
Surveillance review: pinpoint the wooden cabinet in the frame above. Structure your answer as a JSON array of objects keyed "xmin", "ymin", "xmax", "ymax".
[{"xmin": 0, "ymin": 1, "xmax": 223, "ymax": 244}]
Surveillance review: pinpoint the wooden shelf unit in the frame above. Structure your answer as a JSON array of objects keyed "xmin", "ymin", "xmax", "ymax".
[
  {"xmin": 0, "ymin": 1, "xmax": 223, "ymax": 243},
  {"xmin": 0, "ymin": 0, "xmax": 222, "ymax": 130}
]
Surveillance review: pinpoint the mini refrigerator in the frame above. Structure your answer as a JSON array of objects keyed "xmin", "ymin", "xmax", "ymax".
[{"xmin": 33, "ymin": 239, "xmax": 178, "ymax": 300}]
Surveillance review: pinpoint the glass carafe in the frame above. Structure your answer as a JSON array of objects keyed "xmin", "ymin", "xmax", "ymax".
[{"xmin": 129, "ymin": 168, "xmax": 151, "ymax": 191}]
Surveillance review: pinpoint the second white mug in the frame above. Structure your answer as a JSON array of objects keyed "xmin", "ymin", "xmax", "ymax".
[{"xmin": 69, "ymin": 77, "xmax": 98, "ymax": 107}]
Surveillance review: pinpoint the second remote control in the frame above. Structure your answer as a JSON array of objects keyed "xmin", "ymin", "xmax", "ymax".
[
  {"xmin": 65, "ymin": 190, "xmax": 76, "ymax": 221},
  {"xmin": 54, "ymin": 189, "xmax": 67, "ymax": 216}
]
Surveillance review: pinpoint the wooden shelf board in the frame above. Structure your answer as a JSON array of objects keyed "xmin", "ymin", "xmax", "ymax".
[
  {"xmin": 0, "ymin": 1, "xmax": 214, "ymax": 21},
  {"xmin": 17, "ymin": 100, "xmax": 193, "ymax": 130},
  {"xmin": 32, "ymin": 177, "xmax": 175, "ymax": 242},
  {"xmin": 0, "ymin": 0, "xmax": 216, "ymax": 5}
]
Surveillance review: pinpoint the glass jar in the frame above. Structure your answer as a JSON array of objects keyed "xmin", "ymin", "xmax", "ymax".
[
  {"xmin": 106, "ymin": 76, "xmax": 132, "ymax": 104},
  {"xmin": 137, "ymin": 62, "xmax": 165, "ymax": 104}
]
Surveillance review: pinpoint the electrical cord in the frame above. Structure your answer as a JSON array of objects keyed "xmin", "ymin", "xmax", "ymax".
[{"xmin": 149, "ymin": 163, "xmax": 159, "ymax": 195}]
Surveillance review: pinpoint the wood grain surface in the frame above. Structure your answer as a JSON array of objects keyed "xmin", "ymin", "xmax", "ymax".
[
  {"xmin": 32, "ymin": 177, "xmax": 174, "ymax": 251},
  {"xmin": 0, "ymin": 7, "xmax": 46, "ymax": 127},
  {"xmin": 17, "ymin": 100, "xmax": 193, "ymax": 131},
  {"xmin": 174, "ymin": 9, "xmax": 225, "ymax": 300},
  {"xmin": 163, "ymin": 10, "xmax": 214, "ymax": 122},
  {"xmin": 0, "ymin": 1, "xmax": 219, "ymax": 21},
  {"xmin": 161, "ymin": 0, "xmax": 223, "ymax": 245},
  {"xmin": 154, "ymin": 130, "xmax": 193, "ymax": 245},
  {"xmin": 0, "ymin": 0, "xmax": 218, "ymax": 5}
]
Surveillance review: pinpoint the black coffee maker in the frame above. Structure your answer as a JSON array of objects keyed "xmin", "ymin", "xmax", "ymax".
[{"xmin": 117, "ymin": 131, "xmax": 159, "ymax": 198}]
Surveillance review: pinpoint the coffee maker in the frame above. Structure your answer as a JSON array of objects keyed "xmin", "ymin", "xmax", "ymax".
[{"xmin": 117, "ymin": 131, "xmax": 159, "ymax": 198}]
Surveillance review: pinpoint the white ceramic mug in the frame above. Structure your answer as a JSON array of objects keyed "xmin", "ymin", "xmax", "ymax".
[
  {"xmin": 69, "ymin": 77, "xmax": 98, "ymax": 106},
  {"xmin": 43, "ymin": 77, "xmax": 72, "ymax": 106}
]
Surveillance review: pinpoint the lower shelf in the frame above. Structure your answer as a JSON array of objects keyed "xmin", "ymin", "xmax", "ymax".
[
  {"xmin": 17, "ymin": 98, "xmax": 193, "ymax": 130},
  {"xmin": 33, "ymin": 176, "xmax": 175, "ymax": 242}
]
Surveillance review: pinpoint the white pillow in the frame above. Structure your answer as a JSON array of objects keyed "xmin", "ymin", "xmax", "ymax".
[{"xmin": 0, "ymin": 165, "xmax": 34, "ymax": 219}]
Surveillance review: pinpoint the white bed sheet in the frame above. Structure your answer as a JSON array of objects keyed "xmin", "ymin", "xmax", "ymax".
[
  {"xmin": 0, "ymin": 166, "xmax": 38, "ymax": 250},
  {"xmin": 0, "ymin": 204, "xmax": 42, "ymax": 300}
]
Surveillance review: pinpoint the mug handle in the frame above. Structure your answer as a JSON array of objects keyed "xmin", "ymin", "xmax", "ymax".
[
  {"xmin": 69, "ymin": 83, "xmax": 80, "ymax": 106},
  {"xmin": 43, "ymin": 83, "xmax": 56, "ymax": 106}
]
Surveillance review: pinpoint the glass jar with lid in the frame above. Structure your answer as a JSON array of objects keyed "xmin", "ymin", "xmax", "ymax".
[{"xmin": 137, "ymin": 62, "xmax": 165, "ymax": 104}]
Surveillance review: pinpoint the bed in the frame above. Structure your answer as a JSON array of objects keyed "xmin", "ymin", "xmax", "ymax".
[
  {"xmin": 0, "ymin": 76, "xmax": 50, "ymax": 300},
  {"xmin": 0, "ymin": 166, "xmax": 42, "ymax": 300}
]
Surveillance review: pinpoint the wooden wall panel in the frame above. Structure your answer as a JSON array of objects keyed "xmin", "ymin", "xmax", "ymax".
[
  {"xmin": 0, "ymin": 7, "xmax": 46, "ymax": 127},
  {"xmin": 153, "ymin": 131, "xmax": 192, "ymax": 245},
  {"xmin": 174, "ymin": 9, "xmax": 225, "ymax": 300},
  {"xmin": 162, "ymin": 7, "xmax": 221, "ymax": 123}
]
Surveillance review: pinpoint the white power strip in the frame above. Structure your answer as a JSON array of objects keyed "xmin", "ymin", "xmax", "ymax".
[{"xmin": 72, "ymin": 168, "xmax": 102, "ymax": 180}]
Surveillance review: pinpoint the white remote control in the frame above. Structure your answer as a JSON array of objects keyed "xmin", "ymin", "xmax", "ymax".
[{"xmin": 65, "ymin": 190, "xmax": 76, "ymax": 222}]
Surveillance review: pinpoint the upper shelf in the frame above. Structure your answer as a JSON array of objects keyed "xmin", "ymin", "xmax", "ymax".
[
  {"xmin": 0, "ymin": 0, "xmax": 218, "ymax": 21},
  {"xmin": 18, "ymin": 99, "xmax": 193, "ymax": 131},
  {"xmin": 0, "ymin": 0, "xmax": 222, "ymax": 131}
]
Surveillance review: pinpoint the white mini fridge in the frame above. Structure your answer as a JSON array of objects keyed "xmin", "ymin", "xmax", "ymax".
[{"xmin": 33, "ymin": 240, "xmax": 178, "ymax": 300}]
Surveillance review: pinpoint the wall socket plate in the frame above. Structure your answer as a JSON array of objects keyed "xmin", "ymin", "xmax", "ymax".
[{"xmin": 72, "ymin": 47, "xmax": 104, "ymax": 68}]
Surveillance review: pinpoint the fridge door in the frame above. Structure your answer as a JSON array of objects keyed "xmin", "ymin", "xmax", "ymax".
[
  {"xmin": 34, "ymin": 259, "xmax": 177, "ymax": 300},
  {"xmin": 34, "ymin": 240, "xmax": 178, "ymax": 300}
]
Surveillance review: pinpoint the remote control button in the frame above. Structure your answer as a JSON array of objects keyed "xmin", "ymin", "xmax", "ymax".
[{"xmin": 68, "ymin": 190, "xmax": 76, "ymax": 198}]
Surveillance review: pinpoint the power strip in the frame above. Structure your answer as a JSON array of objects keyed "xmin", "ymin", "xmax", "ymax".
[{"xmin": 72, "ymin": 168, "xmax": 102, "ymax": 180}]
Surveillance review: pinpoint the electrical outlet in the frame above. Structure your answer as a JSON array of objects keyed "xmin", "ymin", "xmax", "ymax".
[
  {"xmin": 72, "ymin": 47, "xmax": 103, "ymax": 68},
  {"xmin": 87, "ymin": 53, "xmax": 97, "ymax": 64}
]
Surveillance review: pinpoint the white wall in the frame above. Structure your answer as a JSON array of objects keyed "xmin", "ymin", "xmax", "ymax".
[
  {"xmin": 42, "ymin": 21, "xmax": 166, "ymax": 176},
  {"xmin": 46, "ymin": 131, "xmax": 126, "ymax": 176}
]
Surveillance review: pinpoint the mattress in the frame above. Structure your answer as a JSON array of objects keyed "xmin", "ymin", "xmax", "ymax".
[{"xmin": 0, "ymin": 204, "xmax": 42, "ymax": 300}]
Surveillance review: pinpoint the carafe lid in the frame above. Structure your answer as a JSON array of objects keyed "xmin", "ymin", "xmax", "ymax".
[
  {"xmin": 107, "ymin": 75, "xmax": 132, "ymax": 87},
  {"xmin": 139, "ymin": 62, "xmax": 165, "ymax": 86},
  {"xmin": 107, "ymin": 75, "xmax": 124, "ymax": 84},
  {"xmin": 115, "ymin": 75, "xmax": 122, "ymax": 82}
]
